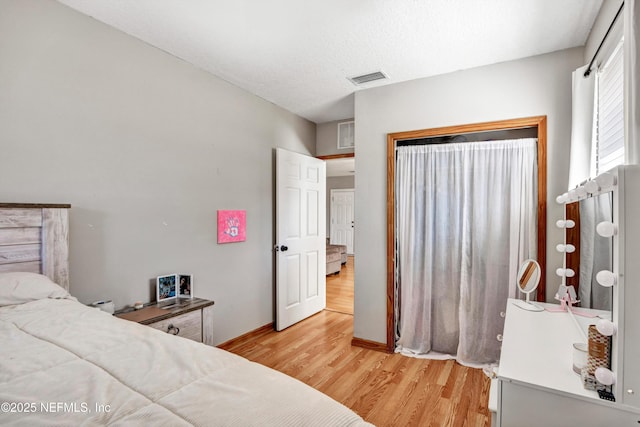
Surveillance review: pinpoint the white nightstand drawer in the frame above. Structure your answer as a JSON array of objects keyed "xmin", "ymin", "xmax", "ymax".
[{"xmin": 148, "ymin": 309, "xmax": 202, "ymax": 342}]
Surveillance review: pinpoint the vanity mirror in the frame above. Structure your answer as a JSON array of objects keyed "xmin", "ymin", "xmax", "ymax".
[
  {"xmin": 565, "ymin": 192, "xmax": 613, "ymax": 313},
  {"xmin": 582, "ymin": 193, "xmax": 613, "ymax": 310},
  {"xmin": 555, "ymin": 166, "xmax": 640, "ymax": 409},
  {"xmin": 513, "ymin": 259, "xmax": 544, "ymax": 311}
]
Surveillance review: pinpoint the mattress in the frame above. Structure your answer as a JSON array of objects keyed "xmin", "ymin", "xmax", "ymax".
[{"xmin": 0, "ymin": 295, "xmax": 372, "ymax": 426}]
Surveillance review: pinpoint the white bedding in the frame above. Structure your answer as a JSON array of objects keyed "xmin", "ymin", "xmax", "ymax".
[{"xmin": 0, "ymin": 298, "xmax": 372, "ymax": 426}]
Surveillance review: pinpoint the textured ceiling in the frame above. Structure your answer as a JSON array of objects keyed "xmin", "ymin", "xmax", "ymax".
[{"xmin": 57, "ymin": 0, "xmax": 602, "ymax": 124}]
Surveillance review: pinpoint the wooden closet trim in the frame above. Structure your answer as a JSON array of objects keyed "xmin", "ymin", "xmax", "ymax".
[
  {"xmin": 386, "ymin": 115, "xmax": 547, "ymax": 353},
  {"xmin": 316, "ymin": 153, "xmax": 355, "ymax": 160}
]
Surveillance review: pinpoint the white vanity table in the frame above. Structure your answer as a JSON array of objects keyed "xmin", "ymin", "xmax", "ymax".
[
  {"xmin": 495, "ymin": 299, "xmax": 639, "ymax": 426},
  {"xmin": 494, "ymin": 165, "xmax": 640, "ymax": 426}
]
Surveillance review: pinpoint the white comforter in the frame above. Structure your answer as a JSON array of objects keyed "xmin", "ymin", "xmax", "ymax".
[{"xmin": 0, "ymin": 298, "xmax": 372, "ymax": 426}]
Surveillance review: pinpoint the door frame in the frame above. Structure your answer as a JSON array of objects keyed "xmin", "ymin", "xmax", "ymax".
[{"xmin": 386, "ymin": 116, "xmax": 547, "ymax": 353}]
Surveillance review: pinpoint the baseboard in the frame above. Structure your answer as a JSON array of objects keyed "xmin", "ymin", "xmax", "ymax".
[
  {"xmin": 351, "ymin": 337, "xmax": 390, "ymax": 353},
  {"xmin": 217, "ymin": 322, "xmax": 274, "ymax": 350}
]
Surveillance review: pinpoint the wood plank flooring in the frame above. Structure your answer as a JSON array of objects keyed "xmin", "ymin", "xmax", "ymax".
[
  {"xmin": 220, "ymin": 309, "xmax": 491, "ymax": 427},
  {"xmin": 326, "ymin": 256, "xmax": 354, "ymax": 315}
]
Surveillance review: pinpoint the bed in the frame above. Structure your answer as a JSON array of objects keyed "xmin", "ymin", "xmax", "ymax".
[{"xmin": 0, "ymin": 204, "xmax": 372, "ymax": 426}]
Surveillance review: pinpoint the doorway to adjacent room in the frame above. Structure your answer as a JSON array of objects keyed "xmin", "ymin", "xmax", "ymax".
[{"xmin": 321, "ymin": 154, "xmax": 355, "ymax": 316}]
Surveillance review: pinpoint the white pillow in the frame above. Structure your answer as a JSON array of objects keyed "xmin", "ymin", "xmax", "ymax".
[{"xmin": 0, "ymin": 272, "xmax": 71, "ymax": 307}]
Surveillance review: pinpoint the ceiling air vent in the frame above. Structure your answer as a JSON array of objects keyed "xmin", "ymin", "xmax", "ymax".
[{"xmin": 348, "ymin": 71, "xmax": 387, "ymax": 86}]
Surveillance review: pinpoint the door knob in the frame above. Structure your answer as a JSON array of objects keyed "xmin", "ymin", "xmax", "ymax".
[{"xmin": 280, "ymin": 245, "xmax": 288, "ymax": 251}]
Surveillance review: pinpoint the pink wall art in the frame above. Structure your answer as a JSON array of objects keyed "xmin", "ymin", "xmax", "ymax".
[{"xmin": 217, "ymin": 210, "xmax": 246, "ymax": 243}]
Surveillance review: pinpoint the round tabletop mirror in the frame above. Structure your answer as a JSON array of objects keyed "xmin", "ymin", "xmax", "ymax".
[{"xmin": 513, "ymin": 259, "xmax": 544, "ymax": 311}]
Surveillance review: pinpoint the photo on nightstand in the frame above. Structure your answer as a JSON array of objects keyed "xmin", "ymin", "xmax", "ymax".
[
  {"xmin": 157, "ymin": 274, "xmax": 177, "ymax": 303},
  {"xmin": 178, "ymin": 274, "xmax": 193, "ymax": 298}
]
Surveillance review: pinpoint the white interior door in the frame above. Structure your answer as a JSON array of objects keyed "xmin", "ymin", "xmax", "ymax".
[
  {"xmin": 330, "ymin": 189, "xmax": 355, "ymax": 254},
  {"xmin": 275, "ymin": 148, "xmax": 326, "ymax": 331}
]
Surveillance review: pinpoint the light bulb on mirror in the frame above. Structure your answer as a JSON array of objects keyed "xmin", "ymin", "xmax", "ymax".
[
  {"xmin": 596, "ymin": 270, "xmax": 617, "ymax": 287},
  {"xmin": 556, "ymin": 244, "xmax": 576, "ymax": 253},
  {"xmin": 556, "ymin": 219, "xmax": 576, "ymax": 229},
  {"xmin": 556, "ymin": 268, "xmax": 575, "ymax": 278},
  {"xmin": 595, "ymin": 367, "xmax": 616, "ymax": 386},
  {"xmin": 596, "ymin": 172, "xmax": 616, "ymax": 190},
  {"xmin": 584, "ymin": 180, "xmax": 599, "ymax": 193},
  {"xmin": 596, "ymin": 319, "xmax": 617, "ymax": 336},
  {"xmin": 596, "ymin": 221, "xmax": 617, "ymax": 237},
  {"xmin": 556, "ymin": 193, "xmax": 568, "ymax": 204},
  {"xmin": 575, "ymin": 186, "xmax": 587, "ymax": 198}
]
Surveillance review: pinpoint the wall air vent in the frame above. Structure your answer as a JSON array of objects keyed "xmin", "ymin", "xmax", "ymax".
[
  {"xmin": 337, "ymin": 121, "xmax": 355, "ymax": 149},
  {"xmin": 348, "ymin": 71, "xmax": 388, "ymax": 86}
]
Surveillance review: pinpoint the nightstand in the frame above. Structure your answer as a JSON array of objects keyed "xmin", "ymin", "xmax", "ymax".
[{"xmin": 115, "ymin": 298, "xmax": 215, "ymax": 345}]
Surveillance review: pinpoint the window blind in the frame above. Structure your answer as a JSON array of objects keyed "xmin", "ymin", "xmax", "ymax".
[{"xmin": 596, "ymin": 40, "xmax": 624, "ymax": 175}]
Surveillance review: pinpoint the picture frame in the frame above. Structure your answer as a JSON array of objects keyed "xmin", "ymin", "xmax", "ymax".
[
  {"xmin": 217, "ymin": 210, "xmax": 246, "ymax": 243},
  {"xmin": 156, "ymin": 274, "xmax": 178, "ymax": 303},
  {"xmin": 178, "ymin": 274, "xmax": 193, "ymax": 298}
]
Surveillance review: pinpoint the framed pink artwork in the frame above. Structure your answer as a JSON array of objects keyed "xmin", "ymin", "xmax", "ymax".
[{"xmin": 217, "ymin": 210, "xmax": 246, "ymax": 243}]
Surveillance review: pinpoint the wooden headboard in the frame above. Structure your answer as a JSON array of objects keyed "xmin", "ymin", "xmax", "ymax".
[{"xmin": 0, "ymin": 203, "xmax": 71, "ymax": 290}]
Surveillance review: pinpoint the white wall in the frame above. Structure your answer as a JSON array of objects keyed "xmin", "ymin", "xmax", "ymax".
[
  {"xmin": 585, "ymin": 0, "xmax": 624, "ymax": 63},
  {"xmin": 353, "ymin": 47, "xmax": 585, "ymax": 344},
  {"xmin": 0, "ymin": 0, "xmax": 315, "ymax": 345}
]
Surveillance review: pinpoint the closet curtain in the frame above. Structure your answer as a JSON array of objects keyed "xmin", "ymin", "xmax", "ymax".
[{"xmin": 395, "ymin": 139, "xmax": 538, "ymax": 366}]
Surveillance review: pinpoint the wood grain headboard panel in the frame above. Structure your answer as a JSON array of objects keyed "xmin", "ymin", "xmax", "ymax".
[{"xmin": 0, "ymin": 203, "xmax": 71, "ymax": 290}]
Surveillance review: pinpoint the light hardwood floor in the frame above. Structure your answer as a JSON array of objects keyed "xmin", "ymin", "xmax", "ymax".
[
  {"xmin": 326, "ymin": 256, "xmax": 354, "ymax": 315},
  {"xmin": 220, "ymin": 309, "xmax": 491, "ymax": 426}
]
